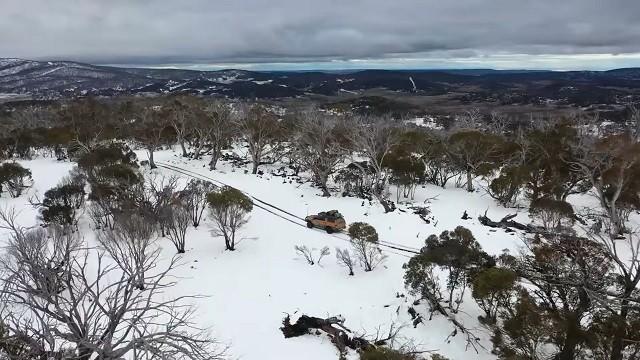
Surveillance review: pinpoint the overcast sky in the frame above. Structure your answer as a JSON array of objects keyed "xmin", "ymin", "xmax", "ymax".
[{"xmin": 2, "ymin": 0, "xmax": 640, "ymax": 70}]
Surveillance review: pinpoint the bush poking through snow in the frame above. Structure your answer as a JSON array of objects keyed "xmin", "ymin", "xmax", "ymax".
[
  {"xmin": 529, "ymin": 197, "xmax": 575, "ymax": 230},
  {"xmin": 294, "ymin": 245, "xmax": 330, "ymax": 265},
  {"xmin": 348, "ymin": 222, "xmax": 386, "ymax": 272},
  {"xmin": 317, "ymin": 246, "xmax": 331, "ymax": 265},
  {"xmin": 206, "ymin": 186, "xmax": 253, "ymax": 251},
  {"xmin": 295, "ymin": 245, "xmax": 315, "ymax": 265},
  {"xmin": 336, "ymin": 247, "xmax": 355, "ymax": 276},
  {"xmin": 0, "ymin": 162, "xmax": 33, "ymax": 198}
]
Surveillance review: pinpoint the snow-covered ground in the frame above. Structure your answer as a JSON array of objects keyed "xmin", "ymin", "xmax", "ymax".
[{"xmin": 2, "ymin": 149, "xmax": 637, "ymax": 360}]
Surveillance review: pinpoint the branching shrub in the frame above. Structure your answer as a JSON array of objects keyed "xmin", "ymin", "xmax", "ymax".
[
  {"xmin": 336, "ymin": 247, "xmax": 355, "ymax": 276},
  {"xmin": 295, "ymin": 245, "xmax": 330, "ymax": 265},
  {"xmin": 529, "ymin": 197, "xmax": 575, "ymax": 230},
  {"xmin": 207, "ymin": 186, "xmax": 253, "ymax": 251},
  {"xmin": 488, "ymin": 166, "xmax": 528, "ymax": 207},
  {"xmin": 348, "ymin": 222, "xmax": 386, "ymax": 272}
]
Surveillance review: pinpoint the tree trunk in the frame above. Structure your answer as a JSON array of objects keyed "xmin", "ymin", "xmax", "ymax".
[
  {"xmin": 209, "ymin": 151, "xmax": 220, "ymax": 170},
  {"xmin": 610, "ymin": 298, "xmax": 630, "ymax": 360},
  {"xmin": 147, "ymin": 148, "xmax": 156, "ymax": 169},
  {"xmin": 608, "ymin": 202, "xmax": 623, "ymax": 236},
  {"xmin": 252, "ymin": 161, "xmax": 259, "ymax": 174},
  {"xmin": 319, "ymin": 173, "xmax": 331, "ymax": 197},
  {"xmin": 466, "ymin": 171, "xmax": 474, "ymax": 192},
  {"xmin": 180, "ymin": 139, "xmax": 188, "ymax": 157}
]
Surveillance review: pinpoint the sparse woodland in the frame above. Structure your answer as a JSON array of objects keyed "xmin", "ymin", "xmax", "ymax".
[{"xmin": 0, "ymin": 96, "xmax": 639, "ymax": 360}]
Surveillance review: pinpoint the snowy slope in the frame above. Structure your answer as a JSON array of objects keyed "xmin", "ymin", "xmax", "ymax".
[{"xmin": 4, "ymin": 149, "xmax": 633, "ymax": 359}]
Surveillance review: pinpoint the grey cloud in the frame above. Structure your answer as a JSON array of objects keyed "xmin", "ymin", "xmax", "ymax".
[{"xmin": 1, "ymin": 0, "xmax": 639, "ymax": 66}]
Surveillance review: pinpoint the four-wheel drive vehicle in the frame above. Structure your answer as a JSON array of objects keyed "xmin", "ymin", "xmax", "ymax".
[{"xmin": 305, "ymin": 210, "xmax": 346, "ymax": 233}]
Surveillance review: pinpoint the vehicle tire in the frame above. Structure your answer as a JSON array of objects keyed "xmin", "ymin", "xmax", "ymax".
[
  {"xmin": 325, "ymin": 226, "xmax": 334, "ymax": 234},
  {"xmin": 306, "ymin": 221, "xmax": 314, "ymax": 229}
]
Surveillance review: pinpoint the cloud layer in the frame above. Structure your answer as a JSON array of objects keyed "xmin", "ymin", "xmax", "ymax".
[{"xmin": 2, "ymin": 0, "xmax": 639, "ymax": 69}]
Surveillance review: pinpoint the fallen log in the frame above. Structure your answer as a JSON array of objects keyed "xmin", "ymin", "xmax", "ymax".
[
  {"xmin": 478, "ymin": 211, "xmax": 587, "ymax": 242},
  {"xmin": 281, "ymin": 314, "xmax": 400, "ymax": 359},
  {"xmin": 478, "ymin": 211, "xmax": 533, "ymax": 232}
]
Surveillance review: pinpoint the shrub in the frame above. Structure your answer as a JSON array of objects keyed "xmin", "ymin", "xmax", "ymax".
[
  {"xmin": 488, "ymin": 166, "xmax": 528, "ymax": 207},
  {"xmin": 347, "ymin": 222, "xmax": 386, "ymax": 271},
  {"xmin": 207, "ymin": 186, "xmax": 253, "ymax": 251},
  {"xmin": 529, "ymin": 197, "xmax": 575, "ymax": 230},
  {"xmin": 360, "ymin": 347, "xmax": 418, "ymax": 360}
]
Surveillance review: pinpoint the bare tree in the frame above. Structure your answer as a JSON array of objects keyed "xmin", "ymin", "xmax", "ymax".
[
  {"xmin": 294, "ymin": 245, "xmax": 330, "ymax": 266},
  {"xmin": 144, "ymin": 174, "xmax": 180, "ymax": 236},
  {"xmin": 454, "ymin": 108, "xmax": 482, "ymax": 131},
  {"xmin": 566, "ymin": 131, "xmax": 640, "ymax": 236},
  {"xmin": 165, "ymin": 206, "xmax": 191, "ymax": 254},
  {"xmin": 294, "ymin": 110, "xmax": 347, "ymax": 197},
  {"xmin": 0, "ymin": 207, "xmax": 225, "ymax": 360},
  {"xmin": 586, "ymin": 230, "xmax": 640, "ymax": 360},
  {"xmin": 295, "ymin": 245, "xmax": 315, "ymax": 265},
  {"xmin": 96, "ymin": 212, "xmax": 158, "ymax": 290},
  {"xmin": 237, "ymin": 104, "xmax": 285, "ymax": 174},
  {"xmin": 336, "ymin": 248, "xmax": 355, "ymax": 276}
]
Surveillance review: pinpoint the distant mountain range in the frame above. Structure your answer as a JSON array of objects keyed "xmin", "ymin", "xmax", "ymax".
[{"xmin": 1, "ymin": 58, "xmax": 640, "ymax": 105}]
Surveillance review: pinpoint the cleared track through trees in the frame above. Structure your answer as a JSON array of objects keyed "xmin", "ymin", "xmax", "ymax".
[{"xmin": 156, "ymin": 161, "xmax": 421, "ymax": 257}]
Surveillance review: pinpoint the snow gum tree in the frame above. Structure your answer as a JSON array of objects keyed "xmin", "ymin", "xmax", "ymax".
[
  {"xmin": 347, "ymin": 222, "xmax": 386, "ymax": 271},
  {"xmin": 237, "ymin": 104, "xmax": 285, "ymax": 174},
  {"xmin": 345, "ymin": 115, "xmax": 401, "ymax": 212},
  {"xmin": 204, "ymin": 101, "xmax": 236, "ymax": 170},
  {"xmin": 447, "ymin": 130, "xmax": 505, "ymax": 192},
  {"xmin": 126, "ymin": 100, "xmax": 174, "ymax": 169},
  {"xmin": 207, "ymin": 186, "xmax": 253, "ymax": 251},
  {"xmin": 294, "ymin": 110, "xmax": 347, "ymax": 197},
  {"xmin": 0, "ymin": 162, "xmax": 33, "ymax": 198}
]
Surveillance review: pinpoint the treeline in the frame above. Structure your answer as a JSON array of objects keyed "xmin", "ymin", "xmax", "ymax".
[{"xmin": 2, "ymin": 96, "xmax": 639, "ymax": 234}]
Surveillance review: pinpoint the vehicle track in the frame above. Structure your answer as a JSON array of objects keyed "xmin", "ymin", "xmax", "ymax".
[{"xmin": 156, "ymin": 161, "xmax": 422, "ymax": 257}]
